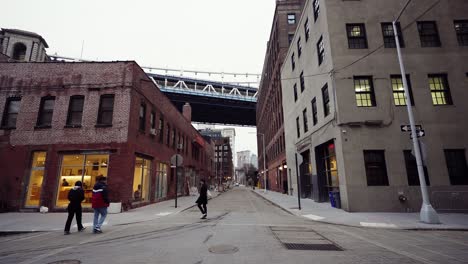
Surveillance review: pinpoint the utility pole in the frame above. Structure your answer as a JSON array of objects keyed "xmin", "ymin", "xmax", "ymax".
[
  {"xmin": 258, "ymin": 133, "xmax": 267, "ymax": 193},
  {"xmin": 393, "ymin": 21, "xmax": 439, "ymax": 224}
]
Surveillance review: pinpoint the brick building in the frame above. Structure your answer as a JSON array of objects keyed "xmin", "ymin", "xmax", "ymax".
[
  {"xmin": 0, "ymin": 61, "xmax": 214, "ymax": 212},
  {"xmin": 257, "ymin": 0, "xmax": 305, "ymax": 193}
]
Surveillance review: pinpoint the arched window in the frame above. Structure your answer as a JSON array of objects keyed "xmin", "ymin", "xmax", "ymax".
[{"xmin": 12, "ymin": 42, "xmax": 27, "ymax": 61}]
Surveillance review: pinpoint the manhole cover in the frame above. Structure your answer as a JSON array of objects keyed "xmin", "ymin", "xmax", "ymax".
[
  {"xmin": 208, "ymin": 245, "xmax": 239, "ymax": 254},
  {"xmin": 47, "ymin": 260, "xmax": 81, "ymax": 264}
]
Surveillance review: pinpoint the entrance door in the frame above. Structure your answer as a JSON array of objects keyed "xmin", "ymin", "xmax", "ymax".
[
  {"xmin": 315, "ymin": 141, "xmax": 339, "ymax": 202},
  {"xmin": 25, "ymin": 152, "xmax": 47, "ymax": 207},
  {"xmin": 299, "ymin": 150, "xmax": 312, "ymax": 199}
]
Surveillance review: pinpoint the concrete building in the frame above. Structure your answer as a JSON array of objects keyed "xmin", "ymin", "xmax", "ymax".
[
  {"xmin": 250, "ymin": 154, "xmax": 258, "ymax": 169},
  {"xmin": 0, "ymin": 28, "xmax": 48, "ymax": 62},
  {"xmin": 0, "ymin": 61, "xmax": 214, "ymax": 212},
  {"xmin": 213, "ymin": 137, "xmax": 233, "ymax": 187},
  {"xmin": 257, "ymin": 0, "xmax": 306, "ymax": 194},
  {"xmin": 281, "ymin": 0, "xmax": 468, "ymax": 212},
  {"xmin": 237, "ymin": 150, "xmax": 252, "ymax": 168}
]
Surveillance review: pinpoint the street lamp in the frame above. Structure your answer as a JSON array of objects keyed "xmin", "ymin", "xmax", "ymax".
[
  {"xmin": 257, "ymin": 133, "xmax": 267, "ymax": 193},
  {"xmin": 393, "ymin": 20, "xmax": 439, "ymax": 224}
]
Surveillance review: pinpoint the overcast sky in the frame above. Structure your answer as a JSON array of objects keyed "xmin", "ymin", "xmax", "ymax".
[{"xmin": 3, "ymin": 0, "xmax": 275, "ymax": 158}]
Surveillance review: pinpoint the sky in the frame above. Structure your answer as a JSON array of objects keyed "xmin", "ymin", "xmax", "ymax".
[{"xmin": 2, "ymin": 0, "xmax": 275, "ymax": 158}]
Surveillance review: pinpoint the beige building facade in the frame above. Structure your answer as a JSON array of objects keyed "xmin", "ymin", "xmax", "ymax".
[{"xmin": 281, "ymin": 0, "xmax": 468, "ymax": 212}]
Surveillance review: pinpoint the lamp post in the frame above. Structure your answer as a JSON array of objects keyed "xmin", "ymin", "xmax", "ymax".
[
  {"xmin": 257, "ymin": 133, "xmax": 267, "ymax": 193},
  {"xmin": 393, "ymin": 21, "xmax": 439, "ymax": 224}
]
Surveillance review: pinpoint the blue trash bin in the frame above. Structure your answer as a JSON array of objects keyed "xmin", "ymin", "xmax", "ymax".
[
  {"xmin": 328, "ymin": 191, "xmax": 336, "ymax": 208},
  {"xmin": 332, "ymin": 191, "xmax": 341, "ymax": 209}
]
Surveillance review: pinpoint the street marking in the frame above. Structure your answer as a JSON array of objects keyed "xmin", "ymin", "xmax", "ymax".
[
  {"xmin": 360, "ymin": 222, "xmax": 398, "ymax": 228},
  {"xmin": 303, "ymin": 214, "xmax": 325, "ymax": 221},
  {"xmin": 156, "ymin": 212, "xmax": 172, "ymax": 216}
]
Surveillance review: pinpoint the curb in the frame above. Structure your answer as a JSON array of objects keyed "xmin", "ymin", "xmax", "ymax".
[{"xmin": 251, "ymin": 190, "xmax": 468, "ymax": 231}]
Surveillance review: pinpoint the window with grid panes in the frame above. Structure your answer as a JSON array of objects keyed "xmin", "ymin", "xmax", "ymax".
[
  {"xmin": 454, "ymin": 20, "xmax": 468, "ymax": 46},
  {"xmin": 66, "ymin": 95, "xmax": 84, "ymax": 127},
  {"xmin": 321, "ymin": 84, "xmax": 330, "ymax": 116},
  {"xmin": 417, "ymin": 21, "xmax": 441, "ymax": 47},
  {"xmin": 302, "ymin": 108, "xmax": 308, "ymax": 133},
  {"xmin": 293, "ymin": 83, "xmax": 298, "ymax": 102},
  {"xmin": 346, "ymin": 24, "xmax": 368, "ymax": 49},
  {"xmin": 391, "ymin": 75, "xmax": 414, "ymax": 106},
  {"xmin": 381, "ymin": 22, "xmax": 404, "ymax": 48},
  {"xmin": 304, "ymin": 18, "xmax": 310, "ymax": 41},
  {"xmin": 354, "ymin": 76, "xmax": 376, "ymax": 107},
  {"xmin": 317, "ymin": 36, "xmax": 325, "ymax": 65},
  {"xmin": 97, "ymin": 94, "xmax": 114, "ymax": 126},
  {"xmin": 296, "ymin": 117, "xmax": 300, "ymax": 138},
  {"xmin": 313, "ymin": 0, "xmax": 320, "ymax": 21},
  {"xmin": 297, "ymin": 37, "xmax": 302, "ymax": 57},
  {"xmin": 312, "ymin": 98, "xmax": 318, "ymax": 125},
  {"xmin": 428, "ymin": 74, "xmax": 452, "ymax": 105},
  {"xmin": 404, "ymin": 150, "xmax": 430, "ymax": 186},
  {"xmin": 37, "ymin": 96, "xmax": 55, "ymax": 127},
  {"xmin": 287, "ymin": 14, "xmax": 296, "ymax": 25},
  {"xmin": 300, "ymin": 71, "xmax": 305, "ymax": 92},
  {"xmin": 139, "ymin": 103, "xmax": 146, "ymax": 131},
  {"xmin": 158, "ymin": 117, "xmax": 164, "ymax": 143},
  {"xmin": 1, "ymin": 97, "xmax": 21, "ymax": 128},
  {"xmin": 444, "ymin": 149, "xmax": 468, "ymax": 185},
  {"xmin": 288, "ymin": 33, "xmax": 294, "ymax": 45},
  {"xmin": 364, "ymin": 150, "xmax": 389, "ymax": 186}
]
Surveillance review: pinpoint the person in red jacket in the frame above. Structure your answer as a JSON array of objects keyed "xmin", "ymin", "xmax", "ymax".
[{"xmin": 91, "ymin": 176, "xmax": 109, "ymax": 234}]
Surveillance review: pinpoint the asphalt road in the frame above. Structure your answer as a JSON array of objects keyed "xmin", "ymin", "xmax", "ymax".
[{"xmin": 0, "ymin": 188, "xmax": 467, "ymax": 264}]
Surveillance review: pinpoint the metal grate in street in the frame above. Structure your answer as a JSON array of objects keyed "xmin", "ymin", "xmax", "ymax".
[{"xmin": 270, "ymin": 226, "xmax": 343, "ymax": 251}]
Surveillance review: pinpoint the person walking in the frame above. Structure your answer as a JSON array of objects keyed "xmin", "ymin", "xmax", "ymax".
[
  {"xmin": 91, "ymin": 176, "xmax": 109, "ymax": 234},
  {"xmin": 196, "ymin": 179, "xmax": 208, "ymax": 219},
  {"xmin": 64, "ymin": 181, "xmax": 85, "ymax": 235}
]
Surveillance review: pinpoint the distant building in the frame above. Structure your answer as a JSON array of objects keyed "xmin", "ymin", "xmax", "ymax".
[
  {"xmin": 237, "ymin": 150, "xmax": 252, "ymax": 168},
  {"xmin": 0, "ymin": 28, "xmax": 48, "ymax": 62},
  {"xmin": 213, "ymin": 137, "xmax": 233, "ymax": 186}
]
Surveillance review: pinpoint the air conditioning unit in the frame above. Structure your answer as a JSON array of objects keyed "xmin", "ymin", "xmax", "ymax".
[{"xmin": 150, "ymin": 128, "xmax": 157, "ymax": 136}]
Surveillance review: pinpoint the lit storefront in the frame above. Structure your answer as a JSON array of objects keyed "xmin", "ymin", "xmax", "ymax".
[
  {"xmin": 24, "ymin": 152, "xmax": 47, "ymax": 207},
  {"xmin": 132, "ymin": 157, "xmax": 152, "ymax": 202},
  {"xmin": 155, "ymin": 163, "xmax": 168, "ymax": 199},
  {"xmin": 56, "ymin": 153, "xmax": 109, "ymax": 208}
]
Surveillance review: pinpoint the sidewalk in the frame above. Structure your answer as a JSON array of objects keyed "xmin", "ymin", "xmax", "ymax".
[
  {"xmin": 253, "ymin": 189, "xmax": 468, "ymax": 230},
  {"xmin": 0, "ymin": 191, "xmax": 220, "ymax": 232}
]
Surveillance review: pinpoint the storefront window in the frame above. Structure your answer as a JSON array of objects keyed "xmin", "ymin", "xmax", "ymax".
[
  {"xmin": 156, "ymin": 163, "xmax": 168, "ymax": 199},
  {"xmin": 25, "ymin": 152, "xmax": 47, "ymax": 207},
  {"xmin": 56, "ymin": 154, "xmax": 109, "ymax": 208},
  {"xmin": 133, "ymin": 157, "xmax": 152, "ymax": 202}
]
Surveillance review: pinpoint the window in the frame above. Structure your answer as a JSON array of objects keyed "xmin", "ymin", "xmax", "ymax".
[
  {"xmin": 404, "ymin": 150, "xmax": 430, "ymax": 186},
  {"xmin": 293, "ymin": 83, "xmax": 298, "ymax": 102},
  {"xmin": 428, "ymin": 74, "xmax": 452, "ymax": 105},
  {"xmin": 354, "ymin": 76, "xmax": 376, "ymax": 107},
  {"xmin": 66, "ymin": 95, "xmax": 84, "ymax": 127},
  {"xmin": 139, "ymin": 103, "xmax": 146, "ymax": 131},
  {"xmin": 313, "ymin": 0, "xmax": 320, "ymax": 21},
  {"xmin": 36, "ymin": 96, "xmax": 55, "ymax": 127},
  {"xmin": 302, "ymin": 108, "xmax": 308, "ymax": 133},
  {"xmin": 297, "ymin": 37, "xmax": 302, "ymax": 57},
  {"xmin": 317, "ymin": 36, "xmax": 325, "ymax": 65},
  {"xmin": 158, "ymin": 117, "xmax": 164, "ymax": 143},
  {"xmin": 296, "ymin": 117, "xmax": 300, "ymax": 138},
  {"xmin": 291, "ymin": 53, "xmax": 296, "ymax": 71},
  {"xmin": 346, "ymin": 24, "xmax": 368, "ymax": 49},
  {"xmin": 166, "ymin": 124, "xmax": 171, "ymax": 145},
  {"xmin": 391, "ymin": 75, "xmax": 414, "ymax": 106},
  {"xmin": 417, "ymin": 21, "xmax": 441, "ymax": 47},
  {"xmin": 133, "ymin": 156, "xmax": 152, "ymax": 202},
  {"xmin": 381, "ymin": 22, "xmax": 404, "ymax": 48},
  {"xmin": 12, "ymin": 42, "xmax": 27, "ymax": 61},
  {"xmin": 364, "ymin": 150, "xmax": 389, "ymax": 186},
  {"xmin": 25, "ymin": 152, "xmax": 47, "ymax": 207},
  {"xmin": 321, "ymin": 84, "xmax": 330, "ymax": 116},
  {"xmin": 287, "ymin": 14, "xmax": 296, "ymax": 25},
  {"xmin": 454, "ymin": 20, "xmax": 468, "ymax": 46},
  {"xmin": 1, "ymin": 97, "xmax": 21, "ymax": 128},
  {"xmin": 172, "ymin": 128, "xmax": 176, "ymax": 148},
  {"xmin": 300, "ymin": 71, "xmax": 305, "ymax": 92},
  {"xmin": 444, "ymin": 149, "xmax": 468, "ymax": 185},
  {"xmin": 304, "ymin": 18, "xmax": 310, "ymax": 41},
  {"xmin": 150, "ymin": 111, "xmax": 155, "ymax": 130},
  {"xmin": 156, "ymin": 163, "xmax": 168, "ymax": 199},
  {"xmin": 97, "ymin": 94, "xmax": 114, "ymax": 126},
  {"xmin": 312, "ymin": 98, "xmax": 318, "ymax": 125},
  {"xmin": 288, "ymin": 33, "xmax": 294, "ymax": 45},
  {"xmin": 57, "ymin": 154, "xmax": 109, "ymax": 208}
]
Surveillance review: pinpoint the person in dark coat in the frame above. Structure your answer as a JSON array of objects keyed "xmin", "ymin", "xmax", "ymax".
[
  {"xmin": 91, "ymin": 176, "xmax": 109, "ymax": 234},
  {"xmin": 196, "ymin": 179, "xmax": 208, "ymax": 219},
  {"xmin": 64, "ymin": 181, "xmax": 85, "ymax": 235}
]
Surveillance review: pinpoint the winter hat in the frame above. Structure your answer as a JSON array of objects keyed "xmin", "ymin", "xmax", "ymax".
[{"xmin": 75, "ymin": 181, "xmax": 83, "ymax": 187}]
